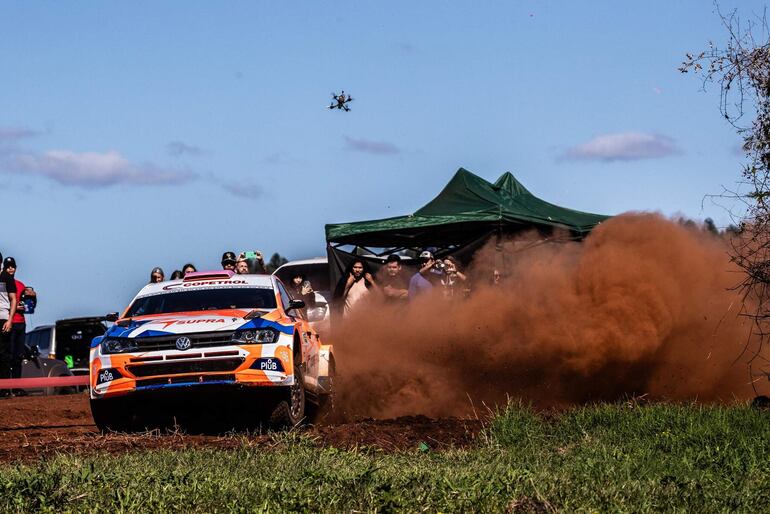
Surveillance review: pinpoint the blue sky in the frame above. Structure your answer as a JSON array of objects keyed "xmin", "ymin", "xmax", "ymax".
[{"xmin": 0, "ymin": 1, "xmax": 763, "ymax": 325}]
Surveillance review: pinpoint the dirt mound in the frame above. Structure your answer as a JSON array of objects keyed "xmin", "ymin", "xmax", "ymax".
[{"xmin": 0, "ymin": 395, "xmax": 482, "ymax": 463}]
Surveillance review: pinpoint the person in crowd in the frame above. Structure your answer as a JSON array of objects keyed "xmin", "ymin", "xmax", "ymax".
[
  {"xmin": 491, "ymin": 269, "xmax": 502, "ymax": 286},
  {"xmin": 380, "ymin": 254, "xmax": 409, "ymax": 302},
  {"xmin": 238, "ymin": 251, "xmax": 267, "ymax": 273},
  {"xmin": 441, "ymin": 256, "xmax": 469, "ymax": 298},
  {"xmin": 170, "ymin": 270, "xmax": 184, "ymax": 280},
  {"xmin": 409, "ymin": 250, "xmax": 438, "ymax": 299},
  {"xmin": 333, "ymin": 258, "xmax": 377, "ymax": 317},
  {"xmin": 149, "ymin": 267, "xmax": 165, "ymax": 283},
  {"xmin": 289, "ymin": 272, "xmax": 316, "ymax": 308},
  {"xmin": 182, "ymin": 263, "xmax": 197, "ymax": 276},
  {"xmin": 3, "ymin": 258, "xmax": 30, "ymax": 394},
  {"xmin": 235, "ymin": 256, "xmax": 250, "ymax": 275},
  {"xmin": 0, "ymin": 256, "xmax": 17, "ymax": 392},
  {"xmin": 221, "ymin": 251, "xmax": 237, "ymax": 271}
]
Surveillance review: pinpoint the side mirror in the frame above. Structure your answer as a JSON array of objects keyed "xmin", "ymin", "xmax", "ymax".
[
  {"xmin": 286, "ymin": 299, "xmax": 305, "ymax": 312},
  {"xmin": 25, "ymin": 343, "xmax": 40, "ymax": 358},
  {"xmin": 105, "ymin": 312, "xmax": 119, "ymax": 322}
]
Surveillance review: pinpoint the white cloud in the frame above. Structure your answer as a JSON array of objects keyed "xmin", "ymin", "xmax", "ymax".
[
  {"xmin": 344, "ymin": 136, "xmax": 400, "ymax": 155},
  {"xmin": 167, "ymin": 141, "xmax": 203, "ymax": 157},
  {"xmin": 6, "ymin": 149, "xmax": 196, "ymax": 187},
  {"xmin": 564, "ymin": 132, "xmax": 681, "ymax": 162},
  {"xmin": 0, "ymin": 126, "xmax": 41, "ymax": 143},
  {"xmin": 221, "ymin": 181, "xmax": 262, "ymax": 198}
]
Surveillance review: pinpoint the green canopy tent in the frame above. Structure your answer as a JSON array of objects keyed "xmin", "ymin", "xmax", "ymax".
[
  {"xmin": 326, "ymin": 167, "xmax": 608, "ymax": 247},
  {"xmin": 326, "ymin": 168, "xmax": 608, "ymax": 304},
  {"xmin": 325, "ymin": 168, "xmax": 610, "ymax": 294}
]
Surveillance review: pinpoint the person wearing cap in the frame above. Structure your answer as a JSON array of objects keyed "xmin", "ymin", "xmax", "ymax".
[
  {"xmin": 408, "ymin": 250, "xmax": 437, "ymax": 299},
  {"xmin": 3, "ymin": 258, "xmax": 32, "ymax": 390},
  {"xmin": 149, "ymin": 267, "xmax": 165, "ymax": 283},
  {"xmin": 0, "ymin": 256, "xmax": 18, "ymax": 388},
  {"xmin": 221, "ymin": 251, "xmax": 237, "ymax": 271}
]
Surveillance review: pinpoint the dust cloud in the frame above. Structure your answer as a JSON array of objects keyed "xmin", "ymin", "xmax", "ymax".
[{"xmin": 332, "ymin": 213, "xmax": 761, "ymax": 419}]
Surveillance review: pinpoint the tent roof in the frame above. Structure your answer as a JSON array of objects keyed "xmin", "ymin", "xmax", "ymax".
[{"xmin": 325, "ymin": 168, "xmax": 609, "ymax": 247}]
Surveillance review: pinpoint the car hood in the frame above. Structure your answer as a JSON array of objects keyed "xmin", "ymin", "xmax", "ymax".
[{"xmin": 102, "ymin": 310, "xmax": 292, "ymax": 340}]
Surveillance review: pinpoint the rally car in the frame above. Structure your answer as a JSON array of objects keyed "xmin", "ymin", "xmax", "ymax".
[{"xmin": 89, "ymin": 270, "xmax": 334, "ymax": 432}]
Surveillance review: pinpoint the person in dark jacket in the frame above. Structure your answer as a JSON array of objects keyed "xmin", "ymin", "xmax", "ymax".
[{"xmin": 289, "ymin": 272, "xmax": 316, "ymax": 308}]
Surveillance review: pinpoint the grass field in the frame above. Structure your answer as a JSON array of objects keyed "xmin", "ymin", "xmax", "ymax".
[{"xmin": 2, "ymin": 402, "xmax": 769, "ymax": 512}]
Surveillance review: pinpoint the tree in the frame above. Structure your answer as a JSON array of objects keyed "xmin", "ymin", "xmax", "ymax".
[
  {"xmin": 681, "ymin": 5, "xmax": 770, "ymax": 364},
  {"xmin": 265, "ymin": 253, "xmax": 289, "ymax": 274}
]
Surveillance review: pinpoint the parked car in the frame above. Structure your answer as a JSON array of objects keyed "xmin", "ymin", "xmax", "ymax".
[
  {"xmin": 272, "ymin": 257, "xmax": 331, "ymax": 326},
  {"xmin": 26, "ymin": 317, "xmax": 108, "ymax": 377},
  {"xmin": 18, "ymin": 344, "xmax": 76, "ymax": 396}
]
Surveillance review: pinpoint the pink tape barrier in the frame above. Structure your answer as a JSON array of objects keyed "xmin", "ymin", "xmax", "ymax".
[{"xmin": 0, "ymin": 375, "xmax": 89, "ymax": 389}]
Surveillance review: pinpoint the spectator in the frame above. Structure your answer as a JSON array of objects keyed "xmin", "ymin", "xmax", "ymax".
[
  {"xmin": 333, "ymin": 258, "xmax": 377, "ymax": 317},
  {"xmin": 491, "ymin": 269, "xmax": 502, "ymax": 286},
  {"xmin": 235, "ymin": 257, "xmax": 250, "ymax": 275},
  {"xmin": 380, "ymin": 254, "xmax": 409, "ymax": 302},
  {"xmin": 289, "ymin": 272, "xmax": 316, "ymax": 308},
  {"xmin": 221, "ymin": 251, "xmax": 237, "ymax": 271},
  {"xmin": 3, "ymin": 258, "xmax": 30, "ymax": 394},
  {"xmin": 0, "ymin": 256, "xmax": 17, "ymax": 391},
  {"xmin": 149, "ymin": 267, "xmax": 165, "ymax": 283},
  {"xmin": 238, "ymin": 251, "xmax": 267, "ymax": 274},
  {"xmin": 182, "ymin": 263, "xmax": 197, "ymax": 276},
  {"xmin": 170, "ymin": 270, "xmax": 184, "ymax": 280},
  {"xmin": 441, "ymin": 256, "xmax": 468, "ymax": 297},
  {"xmin": 409, "ymin": 251, "xmax": 437, "ymax": 299}
]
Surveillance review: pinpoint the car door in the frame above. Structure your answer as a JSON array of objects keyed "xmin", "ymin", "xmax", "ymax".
[{"xmin": 276, "ymin": 281, "xmax": 320, "ymax": 387}]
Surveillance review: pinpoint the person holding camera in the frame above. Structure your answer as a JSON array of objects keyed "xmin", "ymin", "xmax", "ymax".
[
  {"xmin": 4, "ymin": 257, "xmax": 34, "ymax": 391},
  {"xmin": 0, "ymin": 256, "xmax": 17, "ymax": 389},
  {"xmin": 289, "ymin": 272, "xmax": 316, "ymax": 308},
  {"xmin": 440, "ymin": 256, "xmax": 469, "ymax": 298},
  {"xmin": 408, "ymin": 250, "xmax": 439, "ymax": 299}
]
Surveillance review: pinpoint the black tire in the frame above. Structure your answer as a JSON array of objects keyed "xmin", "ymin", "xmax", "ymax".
[
  {"xmin": 752, "ymin": 395, "xmax": 770, "ymax": 410},
  {"xmin": 54, "ymin": 374, "xmax": 77, "ymax": 395},
  {"xmin": 269, "ymin": 363, "xmax": 306, "ymax": 428},
  {"xmin": 90, "ymin": 397, "xmax": 135, "ymax": 433}
]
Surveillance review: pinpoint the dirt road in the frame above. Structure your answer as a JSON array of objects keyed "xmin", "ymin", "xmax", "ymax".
[{"xmin": 0, "ymin": 394, "xmax": 482, "ymax": 463}]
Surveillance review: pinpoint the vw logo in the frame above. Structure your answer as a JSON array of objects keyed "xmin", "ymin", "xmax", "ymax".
[{"xmin": 175, "ymin": 336, "xmax": 192, "ymax": 351}]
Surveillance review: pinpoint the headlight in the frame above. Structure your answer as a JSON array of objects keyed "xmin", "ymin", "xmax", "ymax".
[
  {"xmin": 231, "ymin": 329, "xmax": 278, "ymax": 344},
  {"xmin": 100, "ymin": 339, "xmax": 138, "ymax": 354}
]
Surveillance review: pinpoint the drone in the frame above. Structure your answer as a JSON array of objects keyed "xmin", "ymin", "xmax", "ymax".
[{"xmin": 329, "ymin": 91, "xmax": 353, "ymax": 111}]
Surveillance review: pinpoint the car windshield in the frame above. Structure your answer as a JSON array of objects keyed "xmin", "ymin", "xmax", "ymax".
[
  {"xmin": 56, "ymin": 322, "xmax": 106, "ymax": 369},
  {"xmin": 125, "ymin": 287, "xmax": 277, "ymax": 317}
]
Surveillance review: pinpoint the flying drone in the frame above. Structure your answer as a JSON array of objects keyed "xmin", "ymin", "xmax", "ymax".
[{"xmin": 329, "ymin": 91, "xmax": 353, "ymax": 111}]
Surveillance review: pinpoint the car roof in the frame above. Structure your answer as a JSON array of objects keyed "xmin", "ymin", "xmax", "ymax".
[
  {"xmin": 136, "ymin": 271, "xmax": 275, "ymax": 298},
  {"xmin": 274, "ymin": 257, "xmax": 327, "ymax": 269}
]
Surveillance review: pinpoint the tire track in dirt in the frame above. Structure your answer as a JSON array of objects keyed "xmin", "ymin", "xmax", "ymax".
[{"xmin": 0, "ymin": 395, "xmax": 482, "ymax": 463}]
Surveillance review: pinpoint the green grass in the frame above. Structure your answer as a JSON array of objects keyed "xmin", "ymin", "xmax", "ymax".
[{"xmin": 2, "ymin": 403, "xmax": 770, "ymax": 512}]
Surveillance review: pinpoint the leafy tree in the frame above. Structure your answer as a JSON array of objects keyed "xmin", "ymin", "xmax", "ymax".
[
  {"xmin": 681, "ymin": 5, "xmax": 770, "ymax": 363},
  {"xmin": 265, "ymin": 253, "xmax": 289, "ymax": 274}
]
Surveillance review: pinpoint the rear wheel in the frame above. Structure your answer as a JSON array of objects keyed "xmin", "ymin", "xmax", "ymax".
[
  {"xmin": 269, "ymin": 364, "xmax": 306, "ymax": 428},
  {"xmin": 90, "ymin": 397, "xmax": 135, "ymax": 433}
]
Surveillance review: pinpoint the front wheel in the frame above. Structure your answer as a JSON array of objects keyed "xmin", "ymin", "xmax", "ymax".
[
  {"xmin": 269, "ymin": 365, "xmax": 306, "ymax": 428},
  {"xmin": 90, "ymin": 397, "xmax": 135, "ymax": 433}
]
